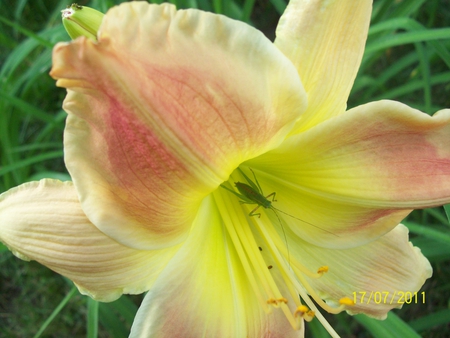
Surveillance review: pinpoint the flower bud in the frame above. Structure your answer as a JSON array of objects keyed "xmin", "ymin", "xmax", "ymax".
[{"xmin": 61, "ymin": 4, "xmax": 104, "ymax": 41}]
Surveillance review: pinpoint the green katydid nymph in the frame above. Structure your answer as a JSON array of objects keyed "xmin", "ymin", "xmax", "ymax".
[{"xmin": 220, "ymin": 168, "xmax": 337, "ymax": 236}]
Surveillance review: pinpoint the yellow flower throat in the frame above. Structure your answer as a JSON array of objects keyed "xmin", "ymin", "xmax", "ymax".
[{"xmin": 214, "ymin": 185, "xmax": 354, "ymax": 335}]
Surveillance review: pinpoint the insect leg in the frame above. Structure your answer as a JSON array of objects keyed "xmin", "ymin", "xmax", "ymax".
[
  {"xmin": 265, "ymin": 192, "xmax": 277, "ymax": 202},
  {"xmin": 249, "ymin": 205, "xmax": 262, "ymax": 218}
]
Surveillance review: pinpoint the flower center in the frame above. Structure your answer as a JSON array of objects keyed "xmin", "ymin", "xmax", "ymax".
[{"xmin": 215, "ymin": 181, "xmax": 354, "ymax": 337}]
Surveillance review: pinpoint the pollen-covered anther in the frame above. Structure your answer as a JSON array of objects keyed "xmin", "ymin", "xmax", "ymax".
[
  {"xmin": 317, "ymin": 265, "xmax": 329, "ymax": 275},
  {"xmin": 339, "ymin": 297, "xmax": 355, "ymax": 306},
  {"xmin": 294, "ymin": 305, "xmax": 315, "ymax": 322},
  {"xmin": 266, "ymin": 297, "xmax": 288, "ymax": 307}
]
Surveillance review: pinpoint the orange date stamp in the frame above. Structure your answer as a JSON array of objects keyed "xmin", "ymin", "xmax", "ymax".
[{"xmin": 352, "ymin": 291, "xmax": 426, "ymax": 305}]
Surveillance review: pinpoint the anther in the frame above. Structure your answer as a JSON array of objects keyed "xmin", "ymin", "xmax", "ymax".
[
  {"xmin": 267, "ymin": 297, "xmax": 288, "ymax": 307},
  {"xmin": 339, "ymin": 297, "xmax": 355, "ymax": 306},
  {"xmin": 317, "ymin": 266, "xmax": 329, "ymax": 275},
  {"xmin": 294, "ymin": 305, "xmax": 315, "ymax": 322}
]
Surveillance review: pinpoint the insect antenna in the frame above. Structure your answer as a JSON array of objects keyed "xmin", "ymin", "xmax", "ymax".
[
  {"xmin": 271, "ymin": 207, "xmax": 339, "ymax": 237},
  {"xmin": 269, "ymin": 208, "xmax": 291, "ymax": 270}
]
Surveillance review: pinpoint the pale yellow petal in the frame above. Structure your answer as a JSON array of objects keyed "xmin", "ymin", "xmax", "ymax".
[
  {"xmin": 289, "ymin": 224, "xmax": 432, "ymax": 319},
  {"xmin": 275, "ymin": 0, "xmax": 372, "ymax": 132},
  {"xmin": 0, "ymin": 180, "xmax": 180, "ymax": 302}
]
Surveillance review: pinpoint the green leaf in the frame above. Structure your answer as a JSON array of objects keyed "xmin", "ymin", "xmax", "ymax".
[
  {"xmin": 268, "ymin": 0, "xmax": 287, "ymax": 15},
  {"xmin": 99, "ymin": 303, "xmax": 130, "ymax": 338},
  {"xmin": 404, "ymin": 221, "xmax": 450, "ymax": 246},
  {"xmin": 307, "ymin": 315, "xmax": 331, "ymax": 337},
  {"xmin": 0, "ymin": 151, "xmax": 63, "ymax": 176},
  {"xmin": 409, "ymin": 308, "xmax": 450, "ymax": 332},
  {"xmin": 443, "ymin": 205, "xmax": 450, "ymax": 223},
  {"xmin": 355, "ymin": 312, "xmax": 421, "ymax": 338},
  {"xmin": 0, "ymin": 90, "xmax": 56, "ymax": 124},
  {"xmin": 366, "ymin": 28, "xmax": 450, "ymax": 55},
  {"xmin": 0, "ymin": 242, "xmax": 9, "ymax": 253},
  {"xmin": 0, "ymin": 15, "xmax": 53, "ymax": 48}
]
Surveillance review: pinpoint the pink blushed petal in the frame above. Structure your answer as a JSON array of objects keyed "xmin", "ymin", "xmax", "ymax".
[
  {"xmin": 275, "ymin": 0, "xmax": 372, "ymax": 132},
  {"xmin": 255, "ymin": 101, "xmax": 450, "ymax": 207},
  {"xmin": 51, "ymin": 3, "xmax": 306, "ymax": 250},
  {"xmin": 0, "ymin": 180, "xmax": 180, "ymax": 301},
  {"xmin": 130, "ymin": 196, "xmax": 303, "ymax": 338},
  {"xmin": 291, "ymin": 224, "xmax": 432, "ymax": 319}
]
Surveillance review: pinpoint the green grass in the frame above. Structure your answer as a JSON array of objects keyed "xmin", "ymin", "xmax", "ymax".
[{"xmin": 1, "ymin": 0, "xmax": 450, "ymax": 337}]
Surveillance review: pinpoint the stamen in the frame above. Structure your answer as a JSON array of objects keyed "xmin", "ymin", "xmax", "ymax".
[
  {"xmin": 252, "ymin": 211, "xmax": 350, "ymax": 315},
  {"xmin": 294, "ymin": 305, "xmax": 308, "ymax": 315},
  {"xmin": 234, "ymin": 207, "xmax": 303, "ymax": 330},
  {"xmin": 292, "ymin": 264, "xmax": 348, "ymax": 314},
  {"xmin": 317, "ymin": 266, "xmax": 329, "ymax": 275},
  {"xmin": 216, "ymin": 184, "xmax": 348, "ymax": 336},
  {"xmin": 215, "ymin": 195, "xmax": 270, "ymax": 312},
  {"xmin": 218, "ymin": 188, "xmax": 299, "ymax": 329},
  {"xmin": 294, "ymin": 305, "xmax": 315, "ymax": 322},
  {"xmin": 257, "ymin": 219, "xmax": 329, "ymax": 279},
  {"xmin": 339, "ymin": 297, "xmax": 355, "ymax": 306},
  {"xmin": 252, "ymin": 213, "xmax": 342, "ymax": 337},
  {"xmin": 267, "ymin": 298, "xmax": 277, "ymax": 305},
  {"xmin": 267, "ymin": 297, "xmax": 288, "ymax": 307},
  {"xmin": 305, "ymin": 310, "xmax": 315, "ymax": 322}
]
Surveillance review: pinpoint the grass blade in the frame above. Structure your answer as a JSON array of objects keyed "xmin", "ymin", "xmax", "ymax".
[
  {"xmin": 32, "ymin": 286, "xmax": 78, "ymax": 338},
  {"xmin": 355, "ymin": 312, "xmax": 421, "ymax": 338}
]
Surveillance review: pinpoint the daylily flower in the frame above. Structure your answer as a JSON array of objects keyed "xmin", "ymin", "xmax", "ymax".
[{"xmin": 1, "ymin": 0, "xmax": 450, "ymax": 337}]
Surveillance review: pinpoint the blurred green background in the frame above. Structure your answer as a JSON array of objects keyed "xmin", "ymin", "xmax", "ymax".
[{"xmin": 1, "ymin": 0, "xmax": 450, "ymax": 337}]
